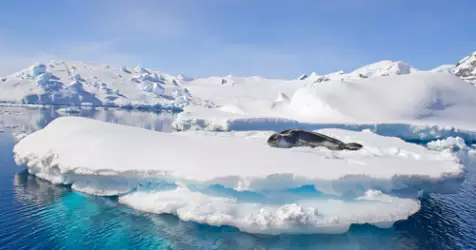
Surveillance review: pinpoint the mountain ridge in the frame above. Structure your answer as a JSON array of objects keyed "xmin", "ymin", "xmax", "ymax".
[
  {"xmin": 0, "ymin": 60, "xmax": 195, "ymax": 110},
  {"xmin": 1, "ymin": 51, "xmax": 475, "ymax": 109},
  {"xmin": 297, "ymin": 52, "xmax": 476, "ymax": 85}
]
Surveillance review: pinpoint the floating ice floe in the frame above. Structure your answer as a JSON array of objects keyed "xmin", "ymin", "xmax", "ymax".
[{"xmin": 13, "ymin": 117, "xmax": 466, "ymax": 235}]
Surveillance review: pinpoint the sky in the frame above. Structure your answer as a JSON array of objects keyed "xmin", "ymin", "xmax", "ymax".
[{"xmin": 0, "ymin": 0, "xmax": 474, "ymax": 79}]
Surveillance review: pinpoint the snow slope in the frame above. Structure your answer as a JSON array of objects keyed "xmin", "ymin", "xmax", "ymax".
[
  {"xmin": 181, "ymin": 75, "xmax": 303, "ymax": 118},
  {"xmin": 0, "ymin": 61, "xmax": 196, "ymax": 110},
  {"xmin": 175, "ymin": 72, "xmax": 476, "ymax": 132},
  {"xmin": 289, "ymin": 72, "xmax": 476, "ymax": 123},
  {"xmin": 13, "ymin": 117, "xmax": 465, "ymax": 234}
]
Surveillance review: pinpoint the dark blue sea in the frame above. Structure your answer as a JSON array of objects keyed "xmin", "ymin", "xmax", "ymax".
[{"xmin": 0, "ymin": 106, "xmax": 475, "ymax": 250}]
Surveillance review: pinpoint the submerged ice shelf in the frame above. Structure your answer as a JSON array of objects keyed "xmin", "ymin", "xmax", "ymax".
[
  {"xmin": 12, "ymin": 117, "xmax": 467, "ymax": 235},
  {"xmin": 118, "ymin": 188, "xmax": 420, "ymax": 235}
]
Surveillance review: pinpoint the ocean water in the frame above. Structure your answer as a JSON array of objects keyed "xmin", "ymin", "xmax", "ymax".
[{"xmin": 0, "ymin": 107, "xmax": 475, "ymax": 250}]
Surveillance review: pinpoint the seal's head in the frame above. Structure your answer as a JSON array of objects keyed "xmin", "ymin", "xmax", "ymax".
[{"xmin": 267, "ymin": 133, "xmax": 295, "ymax": 148}]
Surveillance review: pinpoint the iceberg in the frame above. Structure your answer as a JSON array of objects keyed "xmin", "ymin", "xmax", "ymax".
[{"xmin": 13, "ymin": 117, "xmax": 465, "ymax": 234}]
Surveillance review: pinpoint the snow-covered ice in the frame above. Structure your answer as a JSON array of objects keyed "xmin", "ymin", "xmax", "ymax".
[{"xmin": 13, "ymin": 117, "xmax": 466, "ymax": 234}]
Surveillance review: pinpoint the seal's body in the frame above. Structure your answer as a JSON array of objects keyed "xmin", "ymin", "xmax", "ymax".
[{"xmin": 267, "ymin": 129, "xmax": 363, "ymax": 151}]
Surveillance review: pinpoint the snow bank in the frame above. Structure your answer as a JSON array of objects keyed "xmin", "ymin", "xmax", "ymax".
[{"xmin": 13, "ymin": 117, "xmax": 465, "ymax": 234}]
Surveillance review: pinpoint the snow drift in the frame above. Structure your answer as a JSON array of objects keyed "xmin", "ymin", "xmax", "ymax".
[{"xmin": 13, "ymin": 117, "xmax": 465, "ymax": 234}]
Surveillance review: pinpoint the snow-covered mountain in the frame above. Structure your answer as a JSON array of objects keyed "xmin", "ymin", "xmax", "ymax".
[
  {"xmin": 301, "ymin": 60, "xmax": 418, "ymax": 83},
  {"xmin": 0, "ymin": 60, "xmax": 195, "ymax": 110},
  {"xmin": 299, "ymin": 52, "xmax": 476, "ymax": 86},
  {"xmin": 1, "ymin": 51, "xmax": 476, "ymax": 111},
  {"xmin": 453, "ymin": 51, "xmax": 476, "ymax": 84},
  {"xmin": 430, "ymin": 64, "xmax": 456, "ymax": 73},
  {"xmin": 428, "ymin": 52, "xmax": 476, "ymax": 85}
]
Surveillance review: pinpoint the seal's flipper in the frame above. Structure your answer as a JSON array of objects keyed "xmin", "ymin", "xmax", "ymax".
[{"xmin": 343, "ymin": 142, "xmax": 363, "ymax": 151}]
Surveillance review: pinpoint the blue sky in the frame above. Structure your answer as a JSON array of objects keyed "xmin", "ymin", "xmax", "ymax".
[{"xmin": 0, "ymin": 0, "xmax": 474, "ymax": 78}]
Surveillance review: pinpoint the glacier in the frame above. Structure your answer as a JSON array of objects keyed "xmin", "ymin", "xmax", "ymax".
[
  {"xmin": 0, "ymin": 60, "xmax": 196, "ymax": 111},
  {"xmin": 13, "ymin": 117, "xmax": 467, "ymax": 235},
  {"xmin": 174, "ymin": 72, "xmax": 476, "ymax": 139}
]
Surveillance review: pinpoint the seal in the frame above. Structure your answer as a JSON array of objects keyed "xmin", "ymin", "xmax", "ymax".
[{"xmin": 267, "ymin": 129, "xmax": 363, "ymax": 151}]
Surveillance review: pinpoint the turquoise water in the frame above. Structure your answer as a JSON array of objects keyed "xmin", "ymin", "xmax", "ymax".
[{"xmin": 1, "ymin": 107, "xmax": 475, "ymax": 249}]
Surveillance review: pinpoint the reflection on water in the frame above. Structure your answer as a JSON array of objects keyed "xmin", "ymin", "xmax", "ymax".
[
  {"xmin": 13, "ymin": 170, "xmax": 71, "ymax": 205},
  {"xmin": 0, "ymin": 106, "xmax": 176, "ymax": 138},
  {"xmin": 0, "ymin": 107, "xmax": 475, "ymax": 249}
]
